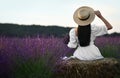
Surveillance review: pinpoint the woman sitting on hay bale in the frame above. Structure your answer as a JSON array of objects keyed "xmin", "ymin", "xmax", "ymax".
[
  {"xmin": 63, "ymin": 6, "xmax": 113, "ymax": 60},
  {"xmin": 54, "ymin": 6, "xmax": 120, "ymax": 78}
]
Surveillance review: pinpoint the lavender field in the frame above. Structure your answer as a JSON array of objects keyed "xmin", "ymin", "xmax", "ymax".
[{"xmin": 0, "ymin": 36, "xmax": 120, "ymax": 78}]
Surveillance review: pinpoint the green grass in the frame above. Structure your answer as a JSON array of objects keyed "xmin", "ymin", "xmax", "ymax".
[
  {"xmin": 100, "ymin": 45, "xmax": 119, "ymax": 58},
  {"xmin": 100, "ymin": 45, "xmax": 120, "ymax": 78},
  {"xmin": 12, "ymin": 56, "xmax": 53, "ymax": 78}
]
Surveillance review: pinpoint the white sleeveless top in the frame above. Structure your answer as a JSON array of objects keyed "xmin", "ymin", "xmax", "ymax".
[{"xmin": 67, "ymin": 25, "xmax": 108, "ymax": 60}]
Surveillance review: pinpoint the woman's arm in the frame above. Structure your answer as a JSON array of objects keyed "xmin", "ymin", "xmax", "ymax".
[{"xmin": 94, "ymin": 10, "xmax": 113, "ymax": 30}]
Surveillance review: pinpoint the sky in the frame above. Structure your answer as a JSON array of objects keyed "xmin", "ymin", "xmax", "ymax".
[{"xmin": 0, "ymin": 0, "xmax": 120, "ymax": 33}]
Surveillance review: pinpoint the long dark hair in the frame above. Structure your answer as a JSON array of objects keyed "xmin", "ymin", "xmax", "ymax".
[{"xmin": 77, "ymin": 24, "xmax": 91, "ymax": 47}]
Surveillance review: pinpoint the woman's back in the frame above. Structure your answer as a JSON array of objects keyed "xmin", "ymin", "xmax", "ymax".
[{"xmin": 67, "ymin": 25, "xmax": 108, "ymax": 60}]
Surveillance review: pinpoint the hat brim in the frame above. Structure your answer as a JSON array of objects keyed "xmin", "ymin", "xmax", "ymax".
[{"xmin": 73, "ymin": 6, "xmax": 95, "ymax": 26}]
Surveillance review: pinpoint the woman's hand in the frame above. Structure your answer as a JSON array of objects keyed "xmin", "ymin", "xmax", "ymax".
[
  {"xmin": 94, "ymin": 10, "xmax": 113, "ymax": 30},
  {"xmin": 94, "ymin": 10, "xmax": 102, "ymax": 18}
]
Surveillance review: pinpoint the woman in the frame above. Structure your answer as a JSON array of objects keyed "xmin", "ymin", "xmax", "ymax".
[{"xmin": 66, "ymin": 6, "xmax": 112, "ymax": 60}]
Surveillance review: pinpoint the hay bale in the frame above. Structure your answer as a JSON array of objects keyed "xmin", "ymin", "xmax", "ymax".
[{"xmin": 54, "ymin": 58, "xmax": 120, "ymax": 78}]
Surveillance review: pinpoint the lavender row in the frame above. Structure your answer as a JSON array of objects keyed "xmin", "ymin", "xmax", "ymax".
[{"xmin": 0, "ymin": 36, "xmax": 120, "ymax": 78}]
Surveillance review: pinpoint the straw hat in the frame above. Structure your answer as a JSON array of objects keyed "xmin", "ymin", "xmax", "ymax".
[{"xmin": 73, "ymin": 6, "xmax": 95, "ymax": 26}]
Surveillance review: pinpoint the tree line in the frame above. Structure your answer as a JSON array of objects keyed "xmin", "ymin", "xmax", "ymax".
[
  {"xmin": 0, "ymin": 23, "xmax": 71, "ymax": 37},
  {"xmin": 0, "ymin": 23, "xmax": 119, "ymax": 38}
]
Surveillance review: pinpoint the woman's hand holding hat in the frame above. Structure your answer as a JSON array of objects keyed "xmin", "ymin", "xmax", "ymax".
[
  {"xmin": 94, "ymin": 10, "xmax": 113, "ymax": 30},
  {"xmin": 94, "ymin": 10, "xmax": 102, "ymax": 18}
]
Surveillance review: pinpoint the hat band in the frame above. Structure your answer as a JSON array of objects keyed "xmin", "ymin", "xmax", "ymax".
[{"xmin": 78, "ymin": 14, "xmax": 90, "ymax": 21}]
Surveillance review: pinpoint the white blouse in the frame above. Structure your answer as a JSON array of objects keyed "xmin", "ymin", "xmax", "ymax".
[{"xmin": 67, "ymin": 25, "xmax": 108, "ymax": 60}]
